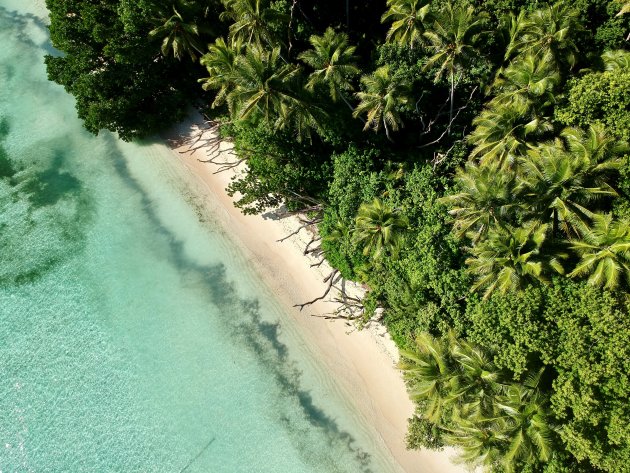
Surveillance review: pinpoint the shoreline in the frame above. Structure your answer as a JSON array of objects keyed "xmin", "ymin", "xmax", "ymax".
[{"xmin": 163, "ymin": 114, "xmax": 465, "ymax": 473}]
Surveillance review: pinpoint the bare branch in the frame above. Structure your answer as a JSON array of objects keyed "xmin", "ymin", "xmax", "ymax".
[
  {"xmin": 294, "ymin": 269, "xmax": 341, "ymax": 311},
  {"xmin": 276, "ymin": 220, "xmax": 312, "ymax": 242},
  {"xmin": 418, "ymin": 86, "xmax": 478, "ymax": 148},
  {"xmin": 310, "ymin": 258, "xmax": 325, "ymax": 268},
  {"xmin": 304, "ymin": 236, "xmax": 322, "ymax": 255}
]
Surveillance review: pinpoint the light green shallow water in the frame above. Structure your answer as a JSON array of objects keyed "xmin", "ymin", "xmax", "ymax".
[{"xmin": 0, "ymin": 2, "xmax": 402, "ymax": 472}]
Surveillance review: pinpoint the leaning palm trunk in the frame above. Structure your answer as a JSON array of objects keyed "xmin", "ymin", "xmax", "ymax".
[{"xmin": 448, "ymin": 70, "xmax": 455, "ymax": 134}]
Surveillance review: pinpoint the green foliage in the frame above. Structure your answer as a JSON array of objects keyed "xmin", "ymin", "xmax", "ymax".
[
  {"xmin": 400, "ymin": 332, "xmax": 560, "ymax": 472},
  {"xmin": 504, "ymin": 2, "xmax": 583, "ymax": 69},
  {"xmin": 220, "ymin": 0, "xmax": 288, "ymax": 47},
  {"xmin": 379, "ymin": 164, "xmax": 469, "ymax": 344},
  {"xmin": 465, "ymin": 279, "xmax": 630, "ymax": 472},
  {"xmin": 569, "ymin": 213, "xmax": 630, "ymax": 289},
  {"xmin": 45, "ymin": 0, "xmax": 207, "ymax": 140},
  {"xmin": 319, "ymin": 145, "xmax": 381, "ymax": 279},
  {"xmin": 465, "ymin": 221, "xmax": 561, "ymax": 299},
  {"xmin": 224, "ymin": 46, "xmax": 325, "ymax": 141},
  {"xmin": 440, "ymin": 161, "xmax": 518, "ymax": 240},
  {"xmin": 406, "ymin": 415, "xmax": 445, "ymax": 450},
  {"xmin": 326, "ymin": 145, "xmax": 382, "ymax": 222},
  {"xmin": 148, "ymin": 6, "xmax": 204, "ymax": 61},
  {"xmin": 572, "ymin": 0, "xmax": 630, "ymax": 49},
  {"xmin": 556, "ymin": 70, "xmax": 630, "ymax": 141},
  {"xmin": 226, "ymin": 121, "xmax": 331, "ymax": 214},
  {"xmin": 319, "ymin": 209, "xmax": 365, "ymax": 281}
]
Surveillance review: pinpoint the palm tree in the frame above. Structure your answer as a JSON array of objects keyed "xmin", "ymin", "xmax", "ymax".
[
  {"xmin": 450, "ymin": 335, "xmax": 506, "ymax": 419},
  {"xmin": 226, "ymin": 46, "xmax": 296, "ymax": 120},
  {"xmin": 220, "ymin": 0, "xmax": 287, "ymax": 48},
  {"xmin": 439, "ymin": 162, "xmax": 518, "ymax": 241},
  {"xmin": 561, "ymin": 124, "xmax": 629, "ymax": 168},
  {"xmin": 226, "ymin": 46, "xmax": 322, "ymax": 140},
  {"xmin": 569, "ymin": 213, "xmax": 630, "ymax": 290},
  {"xmin": 381, "ymin": 0, "xmax": 432, "ymax": 49},
  {"xmin": 199, "ymin": 37, "xmax": 243, "ymax": 108},
  {"xmin": 490, "ymin": 52, "xmax": 561, "ymax": 110},
  {"xmin": 519, "ymin": 126, "xmax": 626, "ymax": 238},
  {"xmin": 298, "ymin": 28, "xmax": 360, "ymax": 107},
  {"xmin": 618, "ymin": 1, "xmax": 630, "ymax": 16},
  {"xmin": 466, "ymin": 221, "xmax": 563, "ymax": 299},
  {"xmin": 504, "ymin": 2, "xmax": 582, "ymax": 68},
  {"xmin": 601, "ymin": 49, "xmax": 630, "ymax": 71},
  {"xmin": 496, "ymin": 381, "xmax": 556, "ymax": 472},
  {"xmin": 353, "ymin": 66, "xmax": 411, "ymax": 141},
  {"xmin": 468, "ymin": 102, "xmax": 553, "ymax": 169},
  {"xmin": 399, "ymin": 332, "xmax": 458, "ymax": 423},
  {"xmin": 443, "ymin": 411, "xmax": 506, "ymax": 471},
  {"xmin": 423, "ymin": 2, "xmax": 487, "ymax": 127},
  {"xmin": 148, "ymin": 7, "xmax": 204, "ymax": 61},
  {"xmin": 353, "ymin": 198, "xmax": 408, "ymax": 259}
]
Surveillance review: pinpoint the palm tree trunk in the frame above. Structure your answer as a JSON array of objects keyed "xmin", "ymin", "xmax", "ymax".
[
  {"xmin": 340, "ymin": 91, "xmax": 364, "ymax": 123},
  {"xmin": 383, "ymin": 119, "xmax": 394, "ymax": 142},
  {"xmin": 448, "ymin": 71, "xmax": 455, "ymax": 134}
]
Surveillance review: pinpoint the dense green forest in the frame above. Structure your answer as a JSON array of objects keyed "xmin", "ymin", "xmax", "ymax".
[{"xmin": 44, "ymin": 0, "xmax": 629, "ymax": 471}]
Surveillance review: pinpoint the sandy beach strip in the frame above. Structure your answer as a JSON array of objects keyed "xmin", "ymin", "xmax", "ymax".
[{"xmin": 163, "ymin": 114, "xmax": 466, "ymax": 473}]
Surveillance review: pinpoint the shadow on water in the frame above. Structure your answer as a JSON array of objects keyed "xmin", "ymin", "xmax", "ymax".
[
  {"xmin": 0, "ymin": 118, "xmax": 15, "ymax": 179},
  {"xmin": 0, "ymin": 124, "xmax": 93, "ymax": 286},
  {"xmin": 0, "ymin": 6, "xmax": 381, "ymax": 470},
  {"xmin": 104, "ymin": 133, "xmax": 376, "ymax": 472},
  {"xmin": 22, "ymin": 151, "xmax": 83, "ymax": 207},
  {"xmin": 0, "ymin": 8, "xmax": 92, "ymax": 287},
  {"xmin": 0, "ymin": 6, "xmax": 57, "ymax": 56}
]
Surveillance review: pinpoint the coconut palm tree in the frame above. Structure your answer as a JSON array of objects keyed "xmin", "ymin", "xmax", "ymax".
[
  {"xmin": 561, "ymin": 124, "xmax": 629, "ymax": 169},
  {"xmin": 220, "ymin": 0, "xmax": 287, "ymax": 48},
  {"xmin": 569, "ymin": 213, "xmax": 630, "ymax": 290},
  {"xmin": 381, "ymin": 0, "xmax": 432, "ymax": 49},
  {"xmin": 496, "ymin": 381, "xmax": 556, "ymax": 472},
  {"xmin": 466, "ymin": 221, "xmax": 563, "ymax": 299},
  {"xmin": 298, "ymin": 28, "xmax": 360, "ymax": 107},
  {"xmin": 353, "ymin": 66, "xmax": 411, "ymax": 141},
  {"xmin": 468, "ymin": 102, "xmax": 553, "ymax": 169},
  {"xmin": 149, "ymin": 7, "xmax": 204, "ymax": 61},
  {"xmin": 199, "ymin": 37, "xmax": 243, "ymax": 108},
  {"xmin": 504, "ymin": 2, "xmax": 582, "ymax": 68},
  {"xmin": 423, "ymin": 2, "xmax": 487, "ymax": 127},
  {"xmin": 226, "ymin": 46, "xmax": 296, "ymax": 120},
  {"xmin": 450, "ymin": 335, "xmax": 506, "ymax": 418},
  {"xmin": 519, "ymin": 126, "xmax": 626, "ymax": 238},
  {"xmin": 225, "ymin": 46, "xmax": 322, "ymax": 140},
  {"xmin": 490, "ymin": 52, "xmax": 561, "ymax": 109},
  {"xmin": 443, "ymin": 411, "xmax": 506, "ymax": 471},
  {"xmin": 399, "ymin": 332, "xmax": 459, "ymax": 423},
  {"xmin": 354, "ymin": 198, "xmax": 408, "ymax": 259},
  {"xmin": 439, "ymin": 162, "xmax": 518, "ymax": 241}
]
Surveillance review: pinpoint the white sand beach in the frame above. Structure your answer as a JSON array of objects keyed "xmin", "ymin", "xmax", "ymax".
[{"xmin": 164, "ymin": 115, "xmax": 466, "ymax": 473}]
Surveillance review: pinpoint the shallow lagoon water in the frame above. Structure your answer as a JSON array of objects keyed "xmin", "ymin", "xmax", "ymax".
[{"xmin": 0, "ymin": 2, "xmax": 401, "ymax": 472}]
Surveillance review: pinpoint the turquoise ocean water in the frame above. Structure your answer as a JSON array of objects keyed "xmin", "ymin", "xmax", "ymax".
[{"xmin": 0, "ymin": 2, "xmax": 401, "ymax": 472}]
